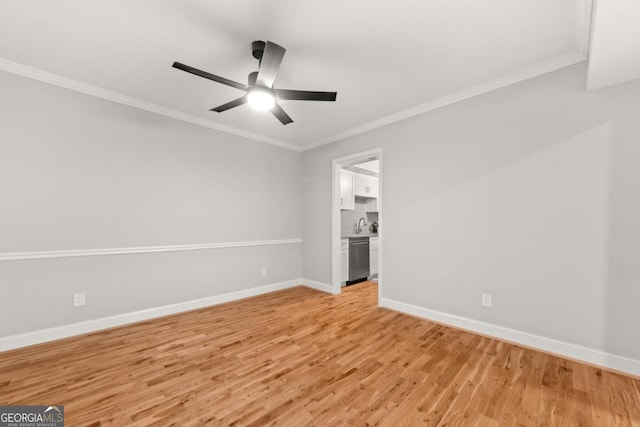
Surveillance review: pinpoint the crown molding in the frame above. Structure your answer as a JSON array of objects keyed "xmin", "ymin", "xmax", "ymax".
[
  {"xmin": 301, "ymin": 51, "xmax": 587, "ymax": 151},
  {"xmin": 0, "ymin": 58, "xmax": 301, "ymax": 152},
  {"xmin": 0, "ymin": 238, "xmax": 303, "ymax": 262},
  {"xmin": 301, "ymin": 0, "xmax": 593, "ymax": 151},
  {"xmin": 1, "ymin": 0, "xmax": 592, "ymax": 154}
]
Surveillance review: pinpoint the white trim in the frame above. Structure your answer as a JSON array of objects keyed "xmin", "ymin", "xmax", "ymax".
[
  {"xmin": 0, "ymin": 53, "xmax": 590, "ymax": 156},
  {"xmin": 380, "ymin": 298, "xmax": 640, "ymax": 377},
  {"xmin": 331, "ymin": 158, "xmax": 343, "ymax": 295},
  {"xmin": 301, "ymin": 278, "xmax": 334, "ymax": 294},
  {"xmin": 0, "ymin": 279, "xmax": 302, "ymax": 353},
  {"xmin": 301, "ymin": 52, "xmax": 587, "ymax": 151},
  {"xmin": 376, "ymin": 157, "xmax": 384, "ymax": 307},
  {"xmin": 576, "ymin": 0, "xmax": 594, "ymax": 57},
  {"xmin": 331, "ymin": 148, "xmax": 383, "ymax": 296},
  {"xmin": 0, "ymin": 58, "xmax": 301, "ymax": 152},
  {"xmin": 0, "ymin": 239, "xmax": 303, "ymax": 262}
]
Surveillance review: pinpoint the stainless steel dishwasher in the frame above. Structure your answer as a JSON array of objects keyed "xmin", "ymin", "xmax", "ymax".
[{"xmin": 348, "ymin": 237, "xmax": 369, "ymax": 285}]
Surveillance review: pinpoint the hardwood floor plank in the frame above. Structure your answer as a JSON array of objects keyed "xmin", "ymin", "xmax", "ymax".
[{"xmin": 0, "ymin": 281, "xmax": 638, "ymax": 426}]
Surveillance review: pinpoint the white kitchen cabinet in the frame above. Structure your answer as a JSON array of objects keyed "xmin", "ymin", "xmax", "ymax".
[
  {"xmin": 354, "ymin": 174, "xmax": 379, "ymax": 198},
  {"xmin": 370, "ymin": 237, "xmax": 379, "ymax": 276},
  {"xmin": 340, "ymin": 170, "xmax": 355, "ymax": 210},
  {"xmin": 341, "ymin": 239, "xmax": 349, "ymax": 283},
  {"xmin": 369, "ymin": 176, "xmax": 379, "ymax": 198},
  {"xmin": 365, "ymin": 198, "xmax": 378, "ymax": 213}
]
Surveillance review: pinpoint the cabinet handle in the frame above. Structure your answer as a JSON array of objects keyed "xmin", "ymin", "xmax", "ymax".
[
  {"xmin": 340, "ymin": 197, "xmax": 343, "ymax": 204},
  {"xmin": 365, "ymin": 186, "xmax": 370, "ymax": 193}
]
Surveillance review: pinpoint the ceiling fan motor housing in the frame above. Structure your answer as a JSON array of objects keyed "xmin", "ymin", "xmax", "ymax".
[{"xmin": 251, "ymin": 40, "xmax": 266, "ymax": 61}]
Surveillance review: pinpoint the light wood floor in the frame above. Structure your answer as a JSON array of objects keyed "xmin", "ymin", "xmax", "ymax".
[{"xmin": 1, "ymin": 282, "xmax": 639, "ymax": 426}]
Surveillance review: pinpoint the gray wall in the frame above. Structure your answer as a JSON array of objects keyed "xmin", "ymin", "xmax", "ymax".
[
  {"xmin": 0, "ymin": 70, "xmax": 301, "ymax": 337},
  {"xmin": 301, "ymin": 63, "xmax": 640, "ymax": 360},
  {"xmin": 3, "ymin": 61, "xmax": 640, "ymax": 364}
]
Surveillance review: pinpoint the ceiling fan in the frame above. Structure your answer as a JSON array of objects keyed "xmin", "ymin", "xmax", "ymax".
[{"xmin": 172, "ymin": 41, "xmax": 337, "ymax": 125}]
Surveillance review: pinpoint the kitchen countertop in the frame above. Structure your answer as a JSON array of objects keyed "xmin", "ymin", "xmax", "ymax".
[{"xmin": 341, "ymin": 234, "xmax": 378, "ymax": 239}]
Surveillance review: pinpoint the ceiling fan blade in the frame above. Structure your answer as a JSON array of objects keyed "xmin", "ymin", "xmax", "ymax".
[
  {"xmin": 256, "ymin": 41, "xmax": 286, "ymax": 88},
  {"xmin": 275, "ymin": 89, "xmax": 337, "ymax": 102},
  {"xmin": 210, "ymin": 95, "xmax": 247, "ymax": 112},
  {"xmin": 173, "ymin": 61, "xmax": 248, "ymax": 91},
  {"xmin": 271, "ymin": 103, "xmax": 293, "ymax": 125}
]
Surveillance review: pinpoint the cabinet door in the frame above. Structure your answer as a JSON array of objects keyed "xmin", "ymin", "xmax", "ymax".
[
  {"xmin": 341, "ymin": 245, "xmax": 349, "ymax": 282},
  {"xmin": 369, "ymin": 176, "xmax": 379, "ymax": 198},
  {"xmin": 354, "ymin": 173, "xmax": 369, "ymax": 197},
  {"xmin": 370, "ymin": 238, "xmax": 379, "ymax": 275},
  {"xmin": 340, "ymin": 170, "xmax": 355, "ymax": 210},
  {"xmin": 365, "ymin": 198, "xmax": 378, "ymax": 213},
  {"xmin": 354, "ymin": 174, "xmax": 379, "ymax": 198}
]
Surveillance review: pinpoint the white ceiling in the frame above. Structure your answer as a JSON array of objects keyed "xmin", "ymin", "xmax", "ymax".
[
  {"xmin": 353, "ymin": 160, "xmax": 380, "ymax": 174},
  {"xmin": 587, "ymin": 0, "xmax": 640, "ymax": 91},
  {"xmin": 0, "ymin": 0, "xmax": 591, "ymax": 150}
]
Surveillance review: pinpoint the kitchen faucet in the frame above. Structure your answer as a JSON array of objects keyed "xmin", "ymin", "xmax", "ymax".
[{"xmin": 356, "ymin": 217, "xmax": 366, "ymax": 234}]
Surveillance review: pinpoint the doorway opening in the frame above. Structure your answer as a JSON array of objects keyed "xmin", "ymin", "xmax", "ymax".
[{"xmin": 331, "ymin": 148, "xmax": 382, "ymax": 304}]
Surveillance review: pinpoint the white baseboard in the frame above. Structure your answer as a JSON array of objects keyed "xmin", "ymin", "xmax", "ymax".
[
  {"xmin": 380, "ymin": 298, "xmax": 640, "ymax": 378},
  {"xmin": 301, "ymin": 278, "xmax": 334, "ymax": 294},
  {"xmin": 0, "ymin": 279, "xmax": 301, "ymax": 353}
]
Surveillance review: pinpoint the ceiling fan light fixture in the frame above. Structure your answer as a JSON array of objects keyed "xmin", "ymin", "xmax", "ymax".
[
  {"xmin": 173, "ymin": 40, "xmax": 336, "ymax": 124},
  {"xmin": 247, "ymin": 88, "xmax": 275, "ymax": 111}
]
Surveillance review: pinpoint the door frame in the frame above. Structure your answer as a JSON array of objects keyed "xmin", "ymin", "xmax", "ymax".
[{"xmin": 331, "ymin": 147, "xmax": 383, "ymax": 302}]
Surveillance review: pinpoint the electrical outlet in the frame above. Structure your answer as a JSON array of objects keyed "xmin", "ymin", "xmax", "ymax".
[
  {"xmin": 261, "ymin": 267, "xmax": 267, "ymax": 277},
  {"xmin": 73, "ymin": 292, "xmax": 86, "ymax": 307},
  {"xmin": 482, "ymin": 293, "xmax": 492, "ymax": 308}
]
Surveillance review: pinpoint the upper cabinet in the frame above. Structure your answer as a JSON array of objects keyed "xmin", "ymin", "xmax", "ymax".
[
  {"xmin": 341, "ymin": 170, "xmax": 378, "ymax": 210},
  {"xmin": 340, "ymin": 170, "xmax": 355, "ymax": 210},
  {"xmin": 354, "ymin": 174, "xmax": 379, "ymax": 199}
]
